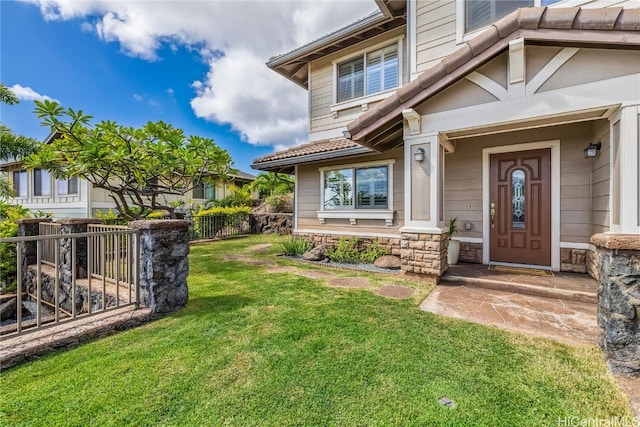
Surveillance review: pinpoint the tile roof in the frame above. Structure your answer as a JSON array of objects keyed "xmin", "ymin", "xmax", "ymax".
[
  {"xmin": 251, "ymin": 137, "xmax": 374, "ymax": 173},
  {"xmin": 346, "ymin": 6, "xmax": 640, "ymax": 147},
  {"xmin": 253, "ymin": 138, "xmax": 361, "ymax": 165}
]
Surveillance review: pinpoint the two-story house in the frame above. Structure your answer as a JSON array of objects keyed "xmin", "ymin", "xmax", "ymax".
[{"xmin": 252, "ymin": 0, "xmax": 640, "ymax": 279}]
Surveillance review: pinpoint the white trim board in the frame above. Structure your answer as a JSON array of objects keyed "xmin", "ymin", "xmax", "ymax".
[
  {"xmin": 293, "ymin": 228, "xmax": 401, "ymax": 239},
  {"xmin": 482, "ymin": 140, "xmax": 561, "ymax": 271}
]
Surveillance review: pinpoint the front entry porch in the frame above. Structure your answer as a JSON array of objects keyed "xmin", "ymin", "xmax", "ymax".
[
  {"xmin": 440, "ymin": 262, "xmax": 597, "ymax": 303},
  {"xmin": 423, "ymin": 262, "xmax": 598, "ymax": 346}
]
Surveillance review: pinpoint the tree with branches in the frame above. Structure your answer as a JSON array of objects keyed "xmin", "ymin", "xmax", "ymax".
[
  {"xmin": 0, "ymin": 84, "xmax": 40, "ymax": 162},
  {"xmin": 27, "ymin": 100, "xmax": 234, "ymax": 220}
]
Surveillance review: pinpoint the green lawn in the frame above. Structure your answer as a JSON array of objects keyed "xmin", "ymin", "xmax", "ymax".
[{"xmin": 0, "ymin": 235, "xmax": 630, "ymax": 426}]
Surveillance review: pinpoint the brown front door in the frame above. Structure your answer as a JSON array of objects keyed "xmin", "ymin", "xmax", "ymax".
[{"xmin": 490, "ymin": 149, "xmax": 551, "ymax": 266}]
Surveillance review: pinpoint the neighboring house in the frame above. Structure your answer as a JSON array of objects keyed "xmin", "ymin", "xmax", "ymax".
[
  {"xmin": 0, "ymin": 154, "xmax": 256, "ymax": 219},
  {"xmin": 253, "ymin": 0, "xmax": 640, "ymax": 278}
]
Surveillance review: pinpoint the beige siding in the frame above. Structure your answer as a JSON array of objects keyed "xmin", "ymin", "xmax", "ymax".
[
  {"xmin": 475, "ymin": 53, "xmax": 507, "ymax": 89},
  {"xmin": 415, "ymin": 0, "xmax": 457, "ymax": 74},
  {"xmin": 538, "ymin": 49, "xmax": 640, "ymax": 94},
  {"xmin": 416, "ymin": 77, "xmax": 498, "ymax": 116},
  {"xmin": 525, "ymin": 46, "xmax": 563, "ymax": 85},
  {"xmin": 445, "ymin": 122, "xmax": 594, "ymax": 243},
  {"xmin": 309, "ymin": 27, "xmax": 406, "ymax": 134},
  {"xmin": 591, "ymin": 120, "xmax": 610, "ymax": 234},
  {"xmin": 296, "ymin": 146, "xmax": 404, "ymax": 232}
]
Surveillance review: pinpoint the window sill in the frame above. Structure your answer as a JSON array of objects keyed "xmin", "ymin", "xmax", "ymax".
[
  {"xmin": 329, "ymin": 90, "xmax": 397, "ymax": 118},
  {"xmin": 316, "ymin": 210, "xmax": 395, "ymax": 227}
]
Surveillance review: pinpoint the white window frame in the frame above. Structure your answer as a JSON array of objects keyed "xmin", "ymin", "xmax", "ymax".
[
  {"xmin": 317, "ymin": 160, "xmax": 395, "ymax": 226},
  {"xmin": 33, "ymin": 168, "xmax": 51, "ymax": 197},
  {"xmin": 455, "ymin": 0, "xmax": 582, "ymax": 44},
  {"xmin": 12, "ymin": 170, "xmax": 27, "ymax": 198},
  {"xmin": 331, "ymin": 36, "xmax": 404, "ymax": 116},
  {"xmin": 57, "ymin": 176, "xmax": 79, "ymax": 196}
]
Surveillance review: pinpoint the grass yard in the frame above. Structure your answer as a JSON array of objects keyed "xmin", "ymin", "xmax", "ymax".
[{"xmin": 0, "ymin": 235, "xmax": 630, "ymax": 426}]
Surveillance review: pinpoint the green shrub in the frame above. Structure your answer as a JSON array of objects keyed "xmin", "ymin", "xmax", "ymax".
[
  {"xmin": 194, "ymin": 206, "xmax": 251, "ymax": 217},
  {"xmin": 360, "ymin": 238, "xmax": 388, "ymax": 263},
  {"xmin": 266, "ymin": 193, "xmax": 293, "ymax": 213},
  {"xmin": 326, "ymin": 236, "xmax": 388, "ymax": 264},
  {"xmin": 191, "ymin": 206, "xmax": 251, "ymax": 240},
  {"xmin": 326, "ymin": 236, "xmax": 361, "ymax": 263},
  {"xmin": 0, "ymin": 201, "xmax": 30, "ymax": 291},
  {"xmin": 280, "ymin": 237, "xmax": 313, "ymax": 256}
]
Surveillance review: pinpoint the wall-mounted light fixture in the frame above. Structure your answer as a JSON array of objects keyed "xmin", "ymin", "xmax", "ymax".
[
  {"xmin": 584, "ymin": 141, "xmax": 601, "ymax": 159},
  {"xmin": 414, "ymin": 147, "xmax": 425, "ymax": 162}
]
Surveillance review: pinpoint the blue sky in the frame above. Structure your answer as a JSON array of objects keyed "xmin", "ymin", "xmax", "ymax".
[{"xmin": 1, "ymin": 0, "xmax": 375, "ymax": 174}]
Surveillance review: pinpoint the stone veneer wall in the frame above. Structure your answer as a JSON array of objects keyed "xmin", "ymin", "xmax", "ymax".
[
  {"xmin": 591, "ymin": 233, "xmax": 640, "ymax": 376},
  {"xmin": 293, "ymin": 232, "xmax": 401, "ymax": 256},
  {"xmin": 458, "ymin": 242, "xmax": 482, "ymax": 264},
  {"xmin": 587, "ymin": 249, "xmax": 598, "ymax": 280},
  {"xmin": 400, "ymin": 232, "xmax": 448, "ymax": 278},
  {"xmin": 560, "ymin": 248, "xmax": 588, "ymax": 273},
  {"xmin": 251, "ymin": 214, "xmax": 293, "ymax": 235},
  {"xmin": 129, "ymin": 220, "xmax": 190, "ymax": 315}
]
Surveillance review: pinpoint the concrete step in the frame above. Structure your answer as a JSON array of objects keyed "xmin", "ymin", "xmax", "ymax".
[{"xmin": 440, "ymin": 273, "xmax": 597, "ymax": 304}]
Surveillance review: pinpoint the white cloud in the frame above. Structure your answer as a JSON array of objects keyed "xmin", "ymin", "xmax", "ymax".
[
  {"xmin": 9, "ymin": 84, "xmax": 59, "ymax": 102},
  {"xmin": 23, "ymin": 0, "xmax": 377, "ymax": 150}
]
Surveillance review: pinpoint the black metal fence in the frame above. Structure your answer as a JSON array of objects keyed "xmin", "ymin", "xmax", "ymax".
[{"xmin": 189, "ymin": 213, "xmax": 251, "ymax": 241}]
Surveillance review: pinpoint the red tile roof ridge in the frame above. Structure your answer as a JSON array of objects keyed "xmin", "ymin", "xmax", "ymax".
[{"xmin": 346, "ymin": 6, "xmax": 640, "ymax": 143}]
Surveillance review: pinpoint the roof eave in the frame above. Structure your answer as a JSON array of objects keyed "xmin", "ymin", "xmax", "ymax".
[
  {"xmin": 251, "ymin": 146, "xmax": 373, "ymax": 173},
  {"xmin": 267, "ymin": 11, "xmax": 388, "ymax": 70}
]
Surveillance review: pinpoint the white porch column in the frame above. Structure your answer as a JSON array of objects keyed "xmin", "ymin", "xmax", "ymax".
[{"xmin": 610, "ymin": 104, "xmax": 640, "ymax": 234}]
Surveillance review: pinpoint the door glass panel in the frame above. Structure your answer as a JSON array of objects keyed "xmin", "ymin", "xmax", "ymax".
[{"xmin": 512, "ymin": 169, "xmax": 525, "ymax": 229}]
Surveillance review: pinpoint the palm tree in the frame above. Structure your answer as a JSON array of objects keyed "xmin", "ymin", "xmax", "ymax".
[{"xmin": 250, "ymin": 172, "xmax": 294, "ymax": 198}]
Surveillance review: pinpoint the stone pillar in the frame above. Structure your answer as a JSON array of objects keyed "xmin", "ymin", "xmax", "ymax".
[
  {"xmin": 592, "ymin": 233, "xmax": 640, "ymax": 376},
  {"xmin": 400, "ymin": 231, "xmax": 448, "ymax": 282},
  {"xmin": 57, "ymin": 218, "xmax": 102, "ymax": 282},
  {"xmin": 16, "ymin": 218, "xmax": 52, "ymax": 285},
  {"xmin": 128, "ymin": 220, "xmax": 190, "ymax": 315}
]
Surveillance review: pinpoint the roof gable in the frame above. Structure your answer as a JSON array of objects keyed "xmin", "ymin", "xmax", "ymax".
[{"xmin": 346, "ymin": 6, "xmax": 640, "ymax": 150}]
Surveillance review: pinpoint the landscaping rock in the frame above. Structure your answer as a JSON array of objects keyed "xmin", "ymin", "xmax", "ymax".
[
  {"xmin": 374, "ymin": 255, "xmax": 401, "ymax": 269},
  {"xmin": 303, "ymin": 245, "xmax": 326, "ymax": 261},
  {"xmin": 0, "ymin": 298, "xmax": 17, "ymax": 321}
]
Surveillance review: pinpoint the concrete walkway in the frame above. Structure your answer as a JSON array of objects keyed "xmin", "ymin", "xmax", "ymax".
[
  {"xmin": 421, "ymin": 263, "xmax": 598, "ymax": 346},
  {"xmin": 420, "ymin": 284, "xmax": 598, "ymax": 347}
]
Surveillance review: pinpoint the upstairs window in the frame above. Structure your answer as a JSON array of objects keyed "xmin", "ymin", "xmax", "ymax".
[
  {"xmin": 465, "ymin": 0, "xmax": 561, "ymax": 33},
  {"xmin": 337, "ymin": 43, "xmax": 399, "ymax": 103},
  {"xmin": 58, "ymin": 177, "xmax": 78, "ymax": 195},
  {"xmin": 12, "ymin": 170, "xmax": 27, "ymax": 197},
  {"xmin": 33, "ymin": 169, "xmax": 51, "ymax": 197}
]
